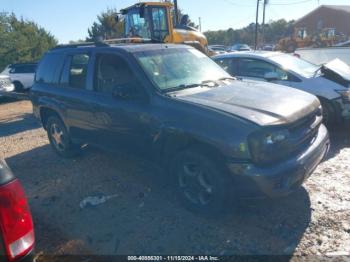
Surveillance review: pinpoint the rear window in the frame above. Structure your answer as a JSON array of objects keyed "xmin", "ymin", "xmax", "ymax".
[
  {"xmin": 9, "ymin": 64, "xmax": 37, "ymax": 74},
  {"xmin": 35, "ymin": 54, "xmax": 65, "ymax": 84}
]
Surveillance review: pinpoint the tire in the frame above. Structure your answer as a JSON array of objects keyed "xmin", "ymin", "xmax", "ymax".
[
  {"xmin": 172, "ymin": 147, "xmax": 235, "ymax": 216},
  {"xmin": 46, "ymin": 116, "xmax": 81, "ymax": 158},
  {"xmin": 13, "ymin": 81, "xmax": 24, "ymax": 92},
  {"xmin": 320, "ymin": 99, "xmax": 336, "ymax": 127}
]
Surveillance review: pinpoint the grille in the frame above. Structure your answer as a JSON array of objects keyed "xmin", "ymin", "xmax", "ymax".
[
  {"xmin": 0, "ymin": 78, "xmax": 12, "ymax": 88},
  {"xmin": 287, "ymin": 108, "xmax": 322, "ymax": 155}
]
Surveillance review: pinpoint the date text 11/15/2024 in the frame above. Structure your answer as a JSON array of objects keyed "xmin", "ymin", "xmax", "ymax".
[{"xmin": 127, "ymin": 256, "xmax": 220, "ymax": 261}]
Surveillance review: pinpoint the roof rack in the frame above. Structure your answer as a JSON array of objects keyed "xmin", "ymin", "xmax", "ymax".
[
  {"xmin": 51, "ymin": 41, "xmax": 108, "ymax": 50},
  {"xmin": 51, "ymin": 38, "xmax": 154, "ymax": 50},
  {"xmin": 104, "ymin": 37, "xmax": 153, "ymax": 44}
]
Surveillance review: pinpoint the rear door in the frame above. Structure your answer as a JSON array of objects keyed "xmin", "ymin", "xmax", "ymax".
[{"xmin": 57, "ymin": 52, "xmax": 103, "ymax": 144}]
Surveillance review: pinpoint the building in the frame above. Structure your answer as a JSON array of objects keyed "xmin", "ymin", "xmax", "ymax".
[{"xmin": 294, "ymin": 5, "xmax": 350, "ymax": 39}]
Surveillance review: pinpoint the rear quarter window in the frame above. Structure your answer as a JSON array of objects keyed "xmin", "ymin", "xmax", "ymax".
[{"xmin": 35, "ymin": 53, "xmax": 65, "ymax": 84}]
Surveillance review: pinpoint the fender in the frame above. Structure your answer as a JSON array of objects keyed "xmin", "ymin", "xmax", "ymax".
[
  {"xmin": 153, "ymin": 122, "xmax": 226, "ymax": 168},
  {"xmin": 36, "ymin": 96, "xmax": 68, "ymax": 130}
]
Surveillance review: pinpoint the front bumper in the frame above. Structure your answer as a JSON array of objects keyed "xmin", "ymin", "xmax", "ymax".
[
  {"xmin": 227, "ymin": 124, "xmax": 330, "ymax": 198},
  {"xmin": 0, "ymin": 84, "xmax": 15, "ymax": 97}
]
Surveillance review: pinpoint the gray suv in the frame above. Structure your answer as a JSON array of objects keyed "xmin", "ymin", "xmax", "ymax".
[{"xmin": 31, "ymin": 43, "xmax": 330, "ymax": 214}]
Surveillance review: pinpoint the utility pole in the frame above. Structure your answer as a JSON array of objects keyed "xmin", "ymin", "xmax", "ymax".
[
  {"xmin": 255, "ymin": 0, "xmax": 261, "ymax": 50},
  {"xmin": 199, "ymin": 17, "xmax": 202, "ymax": 32},
  {"xmin": 262, "ymin": 0, "xmax": 268, "ymax": 45},
  {"xmin": 174, "ymin": 0, "xmax": 179, "ymax": 26}
]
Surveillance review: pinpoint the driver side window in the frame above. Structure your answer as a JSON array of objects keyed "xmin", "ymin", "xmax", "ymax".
[
  {"xmin": 238, "ymin": 58, "xmax": 288, "ymax": 80},
  {"xmin": 94, "ymin": 54, "xmax": 138, "ymax": 94}
]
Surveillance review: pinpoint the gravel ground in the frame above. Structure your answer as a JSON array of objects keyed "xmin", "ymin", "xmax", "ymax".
[{"xmin": 0, "ymin": 99, "xmax": 349, "ymax": 259}]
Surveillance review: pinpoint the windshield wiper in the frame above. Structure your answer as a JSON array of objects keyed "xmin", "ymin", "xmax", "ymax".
[
  {"xmin": 218, "ymin": 77, "xmax": 236, "ymax": 81},
  {"xmin": 165, "ymin": 80, "xmax": 218, "ymax": 93}
]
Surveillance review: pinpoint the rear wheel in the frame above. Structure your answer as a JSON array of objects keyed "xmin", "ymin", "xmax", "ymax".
[
  {"xmin": 172, "ymin": 148, "xmax": 234, "ymax": 215},
  {"xmin": 46, "ymin": 116, "xmax": 81, "ymax": 158}
]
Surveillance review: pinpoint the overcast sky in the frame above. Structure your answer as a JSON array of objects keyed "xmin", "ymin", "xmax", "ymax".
[{"xmin": 2, "ymin": 0, "xmax": 350, "ymax": 43}]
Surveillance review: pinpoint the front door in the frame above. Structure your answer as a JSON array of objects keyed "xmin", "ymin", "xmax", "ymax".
[
  {"xmin": 88, "ymin": 52, "xmax": 156, "ymax": 155},
  {"xmin": 237, "ymin": 58, "xmax": 293, "ymax": 87}
]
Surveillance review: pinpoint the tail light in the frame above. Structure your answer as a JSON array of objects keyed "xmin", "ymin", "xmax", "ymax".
[{"xmin": 0, "ymin": 179, "xmax": 34, "ymax": 261}]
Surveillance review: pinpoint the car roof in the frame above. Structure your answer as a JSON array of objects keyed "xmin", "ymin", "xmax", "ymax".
[
  {"xmin": 48, "ymin": 43, "xmax": 191, "ymax": 54},
  {"xmin": 213, "ymin": 51, "xmax": 285, "ymax": 60}
]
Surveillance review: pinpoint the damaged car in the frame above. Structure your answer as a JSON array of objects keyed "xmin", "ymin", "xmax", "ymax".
[
  {"xmin": 0, "ymin": 75, "xmax": 15, "ymax": 98},
  {"xmin": 31, "ymin": 43, "xmax": 329, "ymax": 214},
  {"xmin": 213, "ymin": 52, "xmax": 350, "ymax": 126}
]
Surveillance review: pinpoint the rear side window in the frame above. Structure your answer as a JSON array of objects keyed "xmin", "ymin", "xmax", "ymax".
[
  {"xmin": 10, "ymin": 65, "xmax": 36, "ymax": 74},
  {"xmin": 24, "ymin": 65, "xmax": 37, "ymax": 73},
  {"xmin": 35, "ymin": 54, "xmax": 65, "ymax": 84},
  {"xmin": 68, "ymin": 54, "xmax": 90, "ymax": 89}
]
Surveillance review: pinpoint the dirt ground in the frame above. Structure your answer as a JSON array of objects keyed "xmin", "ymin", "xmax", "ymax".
[{"xmin": 0, "ymin": 99, "xmax": 349, "ymax": 259}]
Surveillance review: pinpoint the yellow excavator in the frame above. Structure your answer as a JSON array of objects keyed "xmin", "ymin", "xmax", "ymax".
[{"xmin": 117, "ymin": 1, "xmax": 209, "ymax": 54}]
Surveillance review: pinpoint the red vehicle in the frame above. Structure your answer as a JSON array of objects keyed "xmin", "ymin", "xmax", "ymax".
[{"xmin": 0, "ymin": 160, "xmax": 34, "ymax": 261}]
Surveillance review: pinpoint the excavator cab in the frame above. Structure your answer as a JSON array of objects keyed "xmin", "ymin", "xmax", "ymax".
[
  {"xmin": 119, "ymin": 2, "xmax": 209, "ymax": 54},
  {"xmin": 121, "ymin": 2, "xmax": 172, "ymax": 42}
]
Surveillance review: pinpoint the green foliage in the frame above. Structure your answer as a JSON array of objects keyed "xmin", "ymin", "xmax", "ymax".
[
  {"xmin": 0, "ymin": 12, "xmax": 57, "ymax": 71},
  {"xmin": 87, "ymin": 8, "xmax": 124, "ymax": 41},
  {"xmin": 204, "ymin": 19, "xmax": 295, "ymax": 46}
]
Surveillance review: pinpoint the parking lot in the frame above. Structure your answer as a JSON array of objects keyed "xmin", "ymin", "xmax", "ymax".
[{"xmin": 0, "ymin": 98, "xmax": 349, "ymax": 258}]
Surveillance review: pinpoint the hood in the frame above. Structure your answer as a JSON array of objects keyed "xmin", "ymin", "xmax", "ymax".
[
  {"xmin": 171, "ymin": 81, "xmax": 320, "ymax": 126},
  {"xmin": 322, "ymin": 58, "xmax": 350, "ymax": 87},
  {"xmin": 0, "ymin": 74, "xmax": 9, "ymax": 79}
]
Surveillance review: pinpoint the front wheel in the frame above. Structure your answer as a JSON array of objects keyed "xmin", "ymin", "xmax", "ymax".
[
  {"xmin": 172, "ymin": 148, "xmax": 235, "ymax": 215},
  {"xmin": 13, "ymin": 81, "xmax": 24, "ymax": 92},
  {"xmin": 46, "ymin": 116, "xmax": 81, "ymax": 158},
  {"xmin": 320, "ymin": 100, "xmax": 336, "ymax": 127}
]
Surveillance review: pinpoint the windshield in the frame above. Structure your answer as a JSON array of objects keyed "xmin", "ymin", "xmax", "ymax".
[
  {"xmin": 125, "ymin": 9, "xmax": 152, "ymax": 39},
  {"xmin": 134, "ymin": 48, "xmax": 231, "ymax": 91},
  {"xmin": 270, "ymin": 54, "xmax": 319, "ymax": 78}
]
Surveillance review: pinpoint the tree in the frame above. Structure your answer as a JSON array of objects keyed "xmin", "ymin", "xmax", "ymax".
[
  {"xmin": 0, "ymin": 12, "xmax": 57, "ymax": 71},
  {"xmin": 87, "ymin": 8, "xmax": 124, "ymax": 41},
  {"xmin": 163, "ymin": 0, "xmax": 198, "ymax": 28},
  {"xmin": 204, "ymin": 19, "xmax": 295, "ymax": 46}
]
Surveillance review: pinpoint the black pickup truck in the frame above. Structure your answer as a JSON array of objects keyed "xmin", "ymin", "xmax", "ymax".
[{"xmin": 31, "ymin": 43, "xmax": 330, "ymax": 214}]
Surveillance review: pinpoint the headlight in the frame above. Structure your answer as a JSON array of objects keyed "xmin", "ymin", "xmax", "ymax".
[
  {"xmin": 336, "ymin": 89, "xmax": 350, "ymax": 103},
  {"xmin": 248, "ymin": 128, "xmax": 290, "ymax": 164}
]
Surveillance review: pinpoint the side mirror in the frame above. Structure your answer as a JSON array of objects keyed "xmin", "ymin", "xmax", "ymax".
[
  {"xmin": 264, "ymin": 72, "xmax": 279, "ymax": 81},
  {"xmin": 112, "ymin": 85, "xmax": 132, "ymax": 99}
]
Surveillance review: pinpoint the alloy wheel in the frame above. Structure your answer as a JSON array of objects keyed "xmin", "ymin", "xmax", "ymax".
[
  {"xmin": 178, "ymin": 161, "xmax": 213, "ymax": 206},
  {"xmin": 50, "ymin": 123, "xmax": 66, "ymax": 152}
]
